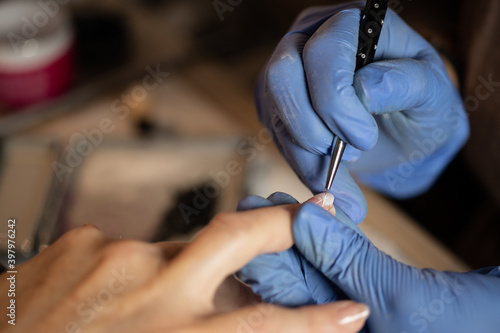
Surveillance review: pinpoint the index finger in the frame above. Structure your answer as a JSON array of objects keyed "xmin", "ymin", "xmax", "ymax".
[{"xmin": 163, "ymin": 204, "xmax": 299, "ymax": 308}]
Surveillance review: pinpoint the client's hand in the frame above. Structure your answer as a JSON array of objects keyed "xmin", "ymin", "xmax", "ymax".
[{"xmin": 1, "ymin": 204, "xmax": 368, "ymax": 333}]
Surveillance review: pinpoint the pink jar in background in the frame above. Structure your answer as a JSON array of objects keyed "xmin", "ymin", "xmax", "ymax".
[{"xmin": 0, "ymin": 0, "xmax": 74, "ymax": 109}]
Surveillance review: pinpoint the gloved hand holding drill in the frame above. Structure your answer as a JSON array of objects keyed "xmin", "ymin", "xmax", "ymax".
[{"xmin": 256, "ymin": 2, "xmax": 469, "ymax": 199}]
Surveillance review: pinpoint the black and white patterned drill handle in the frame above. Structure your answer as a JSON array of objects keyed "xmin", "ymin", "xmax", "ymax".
[{"xmin": 356, "ymin": 0, "xmax": 389, "ymax": 71}]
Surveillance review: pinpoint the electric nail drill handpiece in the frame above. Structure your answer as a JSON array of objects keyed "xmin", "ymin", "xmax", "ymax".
[{"xmin": 325, "ymin": 0, "xmax": 389, "ymax": 193}]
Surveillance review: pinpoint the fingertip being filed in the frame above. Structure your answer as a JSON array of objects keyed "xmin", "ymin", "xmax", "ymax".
[{"xmin": 306, "ymin": 192, "xmax": 337, "ymax": 216}]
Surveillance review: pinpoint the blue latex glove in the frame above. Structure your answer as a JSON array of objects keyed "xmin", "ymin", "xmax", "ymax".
[
  {"xmin": 256, "ymin": 2, "xmax": 469, "ymax": 198},
  {"xmin": 239, "ymin": 201, "xmax": 500, "ymax": 332}
]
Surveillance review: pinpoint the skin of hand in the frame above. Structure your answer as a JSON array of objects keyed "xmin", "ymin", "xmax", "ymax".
[
  {"xmin": 256, "ymin": 2, "xmax": 469, "ymax": 199},
  {"xmin": 0, "ymin": 203, "xmax": 369, "ymax": 333},
  {"xmin": 238, "ymin": 194, "xmax": 500, "ymax": 333}
]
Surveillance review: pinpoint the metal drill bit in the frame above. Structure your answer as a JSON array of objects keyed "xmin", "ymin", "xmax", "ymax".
[{"xmin": 325, "ymin": 138, "xmax": 347, "ymax": 191}]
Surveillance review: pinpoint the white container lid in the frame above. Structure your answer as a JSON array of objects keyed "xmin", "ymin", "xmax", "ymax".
[{"xmin": 0, "ymin": 0, "xmax": 73, "ymax": 72}]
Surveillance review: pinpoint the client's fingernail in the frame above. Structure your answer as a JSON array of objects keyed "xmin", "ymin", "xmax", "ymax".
[
  {"xmin": 306, "ymin": 193, "xmax": 336, "ymax": 216},
  {"xmin": 338, "ymin": 303, "xmax": 370, "ymax": 326}
]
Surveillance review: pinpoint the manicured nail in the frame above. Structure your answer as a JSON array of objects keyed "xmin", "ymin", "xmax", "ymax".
[
  {"xmin": 338, "ymin": 303, "xmax": 370, "ymax": 326},
  {"xmin": 306, "ymin": 192, "xmax": 336, "ymax": 216}
]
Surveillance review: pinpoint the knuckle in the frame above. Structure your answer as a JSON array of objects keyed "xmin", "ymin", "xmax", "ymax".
[
  {"xmin": 59, "ymin": 224, "xmax": 104, "ymax": 247},
  {"xmin": 265, "ymin": 59, "xmax": 286, "ymax": 92},
  {"xmin": 266, "ymin": 39, "xmax": 301, "ymax": 91},
  {"xmin": 101, "ymin": 240, "xmax": 156, "ymax": 266}
]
